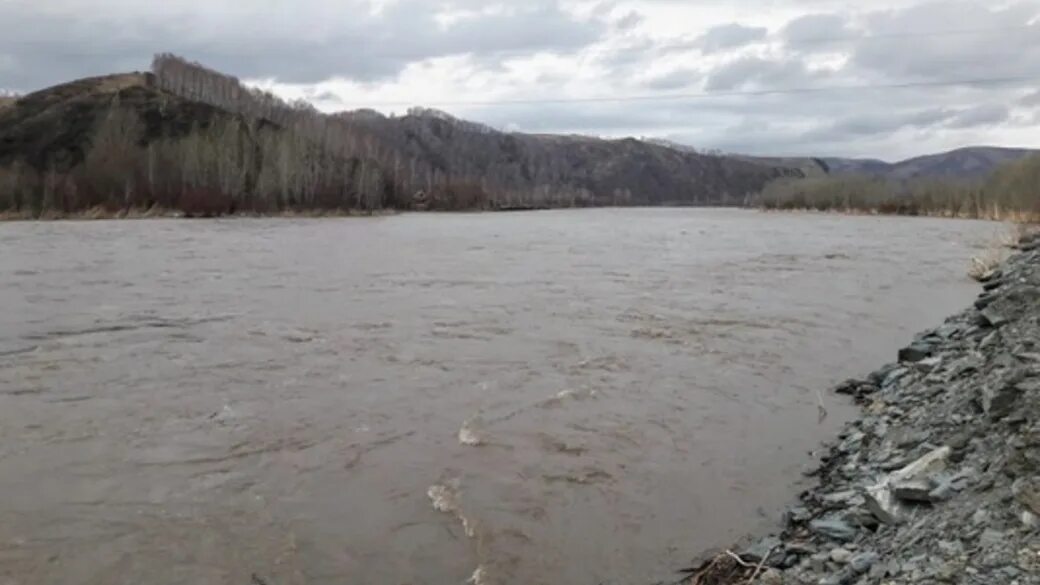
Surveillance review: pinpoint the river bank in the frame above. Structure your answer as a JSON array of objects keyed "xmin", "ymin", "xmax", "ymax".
[
  {"xmin": 686, "ymin": 234, "xmax": 1040, "ymax": 584},
  {"xmin": 0, "ymin": 206, "xmax": 399, "ymax": 221}
]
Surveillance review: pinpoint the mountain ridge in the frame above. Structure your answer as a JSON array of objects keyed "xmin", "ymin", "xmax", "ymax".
[{"xmin": 821, "ymin": 146, "xmax": 1039, "ymax": 180}]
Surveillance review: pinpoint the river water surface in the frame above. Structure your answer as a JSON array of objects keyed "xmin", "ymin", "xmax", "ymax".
[{"xmin": 0, "ymin": 209, "xmax": 1001, "ymax": 585}]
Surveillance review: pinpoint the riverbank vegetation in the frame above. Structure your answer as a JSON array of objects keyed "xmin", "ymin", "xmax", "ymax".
[{"xmin": 755, "ymin": 155, "xmax": 1040, "ymax": 221}]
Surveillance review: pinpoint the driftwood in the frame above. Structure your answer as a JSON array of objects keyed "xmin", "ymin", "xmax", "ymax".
[{"xmin": 678, "ymin": 549, "xmax": 766, "ymax": 585}]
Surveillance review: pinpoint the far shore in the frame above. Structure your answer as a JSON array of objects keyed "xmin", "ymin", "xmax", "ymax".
[{"xmin": 4, "ymin": 203, "xmax": 1038, "ymax": 226}]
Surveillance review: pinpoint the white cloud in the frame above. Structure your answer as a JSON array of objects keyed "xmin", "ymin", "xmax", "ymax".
[{"xmin": 2, "ymin": 0, "xmax": 1039, "ymax": 159}]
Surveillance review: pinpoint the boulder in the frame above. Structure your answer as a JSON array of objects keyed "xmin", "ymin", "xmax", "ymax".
[
  {"xmin": 980, "ymin": 373, "xmax": 1026, "ymax": 419},
  {"xmin": 865, "ymin": 447, "xmax": 951, "ymax": 523},
  {"xmin": 899, "ymin": 341, "xmax": 935, "ymax": 363},
  {"xmin": 979, "ymin": 307, "xmax": 1009, "ymax": 328},
  {"xmin": 893, "ymin": 479, "xmax": 937, "ymax": 503},
  {"xmin": 829, "ymin": 548, "xmax": 853, "ymax": 564},
  {"xmin": 809, "ymin": 518, "xmax": 858, "ymax": 542},
  {"xmin": 1012, "ymin": 477, "xmax": 1040, "ymax": 516},
  {"xmin": 849, "ymin": 552, "xmax": 879, "ymax": 574}
]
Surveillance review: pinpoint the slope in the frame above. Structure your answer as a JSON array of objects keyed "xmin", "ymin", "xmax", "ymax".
[{"xmin": 822, "ymin": 147, "xmax": 1039, "ymax": 181}]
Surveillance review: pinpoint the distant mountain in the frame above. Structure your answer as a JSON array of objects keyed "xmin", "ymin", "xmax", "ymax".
[{"xmin": 822, "ymin": 147, "xmax": 1039, "ymax": 181}]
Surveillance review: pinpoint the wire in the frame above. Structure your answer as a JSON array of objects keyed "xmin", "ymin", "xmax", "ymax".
[
  {"xmin": 334, "ymin": 75, "xmax": 1038, "ymax": 108},
  {"xmin": 782, "ymin": 24, "xmax": 1037, "ymax": 46}
]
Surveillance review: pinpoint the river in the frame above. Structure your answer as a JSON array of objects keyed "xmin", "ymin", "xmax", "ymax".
[{"xmin": 0, "ymin": 209, "xmax": 1001, "ymax": 585}]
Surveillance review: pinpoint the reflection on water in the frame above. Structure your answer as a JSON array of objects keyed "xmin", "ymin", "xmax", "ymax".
[{"xmin": 0, "ymin": 209, "xmax": 999, "ymax": 584}]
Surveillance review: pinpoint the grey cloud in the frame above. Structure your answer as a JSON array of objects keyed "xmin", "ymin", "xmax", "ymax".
[
  {"xmin": 694, "ymin": 23, "xmax": 768, "ymax": 54},
  {"xmin": 614, "ymin": 11, "xmax": 643, "ymax": 31},
  {"xmin": 805, "ymin": 107, "xmax": 955, "ymax": 140},
  {"xmin": 704, "ymin": 56, "xmax": 822, "ymax": 92},
  {"xmin": 946, "ymin": 104, "xmax": 1010, "ymax": 128},
  {"xmin": 643, "ymin": 68, "xmax": 699, "ymax": 90},
  {"xmin": 850, "ymin": 1, "xmax": 1040, "ymax": 81},
  {"xmin": 0, "ymin": 0, "xmax": 606, "ymax": 90},
  {"xmin": 593, "ymin": 37, "xmax": 659, "ymax": 72},
  {"xmin": 782, "ymin": 13, "xmax": 853, "ymax": 48},
  {"xmin": 1, "ymin": 0, "xmax": 1036, "ymax": 160},
  {"xmin": 800, "ymin": 102, "xmax": 1013, "ymax": 144},
  {"xmin": 1019, "ymin": 90, "xmax": 1040, "ymax": 107}
]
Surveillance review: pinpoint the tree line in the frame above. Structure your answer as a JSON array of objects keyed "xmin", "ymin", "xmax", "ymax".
[
  {"xmin": 755, "ymin": 155, "xmax": 1040, "ymax": 221},
  {"xmin": 151, "ymin": 54, "xmax": 503, "ymax": 212}
]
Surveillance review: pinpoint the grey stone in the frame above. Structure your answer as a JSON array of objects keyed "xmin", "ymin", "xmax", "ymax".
[
  {"xmin": 818, "ymin": 574, "xmax": 846, "ymax": 585},
  {"xmin": 849, "ymin": 551, "xmax": 879, "ymax": 574},
  {"xmin": 980, "ymin": 268, "xmax": 1003, "ymax": 282},
  {"xmin": 975, "ymin": 294, "xmax": 996, "ymax": 310},
  {"xmin": 785, "ymin": 541, "xmax": 817, "ymax": 555},
  {"xmin": 868, "ymin": 363, "xmax": 900, "ymax": 385},
  {"xmin": 743, "ymin": 535, "xmax": 782, "ymax": 563},
  {"xmin": 1022, "ymin": 510, "xmax": 1039, "ymax": 529},
  {"xmin": 820, "ymin": 490, "xmax": 859, "ymax": 505},
  {"xmin": 979, "ymin": 529, "xmax": 1004, "ymax": 547},
  {"xmin": 982, "ymin": 278, "xmax": 1004, "ymax": 291},
  {"xmin": 935, "ymin": 323, "xmax": 963, "ymax": 338},
  {"xmin": 887, "ymin": 559, "xmax": 901, "ymax": 577},
  {"xmin": 1012, "ymin": 477, "xmax": 1040, "ymax": 515},
  {"xmin": 980, "ymin": 379, "xmax": 1023, "ymax": 419},
  {"xmin": 915, "ymin": 356, "xmax": 942, "ymax": 372},
  {"xmin": 893, "ymin": 479, "xmax": 938, "ymax": 503},
  {"xmin": 810, "ymin": 552, "xmax": 829, "ymax": 572},
  {"xmin": 928, "ymin": 481, "xmax": 955, "ymax": 502},
  {"xmin": 971, "ymin": 508, "xmax": 991, "ymax": 525},
  {"xmin": 864, "ymin": 488, "xmax": 904, "ymax": 525},
  {"xmin": 757, "ymin": 568, "xmax": 783, "ymax": 585},
  {"xmin": 899, "ymin": 341, "xmax": 934, "ymax": 363},
  {"xmin": 948, "ymin": 431, "xmax": 973, "ymax": 451},
  {"xmin": 834, "ymin": 379, "xmax": 863, "ymax": 395},
  {"xmin": 979, "ymin": 307, "xmax": 1009, "ymax": 328},
  {"xmin": 809, "ymin": 518, "xmax": 858, "ymax": 542},
  {"xmin": 829, "ymin": 547, "xmax": 852, "ymax": 564},
  {"xmin": 784, "ymin": 505, "xmax": 811, "ymax": 526}
]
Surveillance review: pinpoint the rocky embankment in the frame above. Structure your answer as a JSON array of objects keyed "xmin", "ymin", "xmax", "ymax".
[{"xmin": 685, "ymin": 235, "xmax": 1040, "ymax": 585}]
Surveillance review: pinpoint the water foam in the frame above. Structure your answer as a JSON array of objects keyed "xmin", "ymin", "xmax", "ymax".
[
  {"xmin": 458, "ymin": 417, "xmax": 485, "ymax": 446},
  {"xmin": 427, "ymin": 481, "xmax": 476, "ymax": 538},
  {"xmin": 468, "ymin": 565, "xmax": 490, "ymax": 585}
]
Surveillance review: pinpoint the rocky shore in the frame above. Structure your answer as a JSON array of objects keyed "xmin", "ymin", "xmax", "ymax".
[{"xmin": 684, "ymin": 234, "xmax": 1040, "ymax": 585}]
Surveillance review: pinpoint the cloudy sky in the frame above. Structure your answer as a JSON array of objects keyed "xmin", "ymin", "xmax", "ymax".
[{"xmin": 2, "ymin": 0, "xmax": 1039, "ymax": 159}]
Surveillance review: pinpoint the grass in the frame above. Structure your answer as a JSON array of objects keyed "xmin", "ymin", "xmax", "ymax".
[
  {"xmin": 968, "ymin": 248, "xmax": 1006, "ymax": 282},
  {"xmin": 965, "ymin": 221, "xmax": 1040, "ymax": 281}
]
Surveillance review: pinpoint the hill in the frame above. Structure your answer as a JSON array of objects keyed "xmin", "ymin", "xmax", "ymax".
[
  {"xmin": 0, "ymin": 54, "xmax": 806, "ymax": 217},
  {"xmin": 340, "ymin": 108, "xmax": 801, "ymax": 208},
  {"xmin": 0, "ymin": 70, "xmax": 394, "ymax": 216},
  {"xmin": 822, "ymin": 147, "xmax": 1039, "ymax": 181}
]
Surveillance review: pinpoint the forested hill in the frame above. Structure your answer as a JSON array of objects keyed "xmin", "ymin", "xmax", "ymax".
[
  {"xmin": 0, "ymin": 54, "xmax": 804, "ymax": 217},
  {"xmin": 337, "ymin": 108, "xmax": 802, "ymax": 208}
]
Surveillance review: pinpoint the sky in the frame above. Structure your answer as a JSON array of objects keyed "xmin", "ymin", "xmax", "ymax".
[{"xmin": 1, "ymin": 0, "xmax": 1039, "ymax": 160}]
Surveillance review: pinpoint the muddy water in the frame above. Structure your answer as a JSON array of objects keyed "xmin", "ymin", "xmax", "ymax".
[{"xmin": 0, "ymin": 209, "xmax": 1000, "ymax": 585}]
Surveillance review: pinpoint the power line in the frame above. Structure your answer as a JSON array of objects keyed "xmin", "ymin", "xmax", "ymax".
[
  {"xmin": 335, "ymin": 75, "xmax": 1038, "ymax": 108},
  {"xmin": 782, "ymin": 24, "xmax": 1037, "ymax": 46}
]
